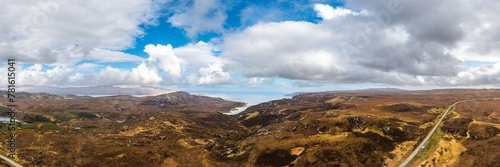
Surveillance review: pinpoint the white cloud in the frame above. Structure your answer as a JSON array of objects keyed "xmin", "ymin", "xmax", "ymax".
[
  {"xmin": 130, "ymin": 62, "xmax": 163, "ymax": 84},
  {"xmin": 74, "ymin": 63, "xmax": 99, "ymax": 72},
  {"xmin": 221, "ymin": 21, "xmax": 345, "ymax": 80},
  {"xmin": 167, "ymin": 0, "xmax": 227, "ymax": 39},
  {"xmin": 445, "ymin": 62, "xmax": 500, "ymax": 86},
  {"xmin": 314, "ymin": 4, "xmax": 355, "ymax": 20},
  {"xmin": 171, "ymin": 41, "xmax": 235, "ymax": 85},
  {"xmin": 0, "ymin": 0, "xmax": 164, "ymax": 64},
  {"xmin": 173, "ymin": 41, "xmax": 221, "ymax": 69},
  {"xmin": 89, "ymin": 49, "xmax": 145, "ymax": 63},
  {"xmin": 144, "ymin": 44, "xmax": 183, "ymax": 79},
  {"xmin": 18, "ymin": 64, "xmax": 73, "ymax": 86},
  {"xmin": 247, "ymin": 77, "xmax": 267, "ymax": 85},
  {"xmin": 198, "ymin": 62, "xmax": 231, "ymax": 85},
  {"xmin": 10, "ymin": 41, "xmax": 231, "ymax": 86},
  {"xmin": 185, "ymin": 74, "xmax": 199, "ymax": 85},
  {"xmin": 16, "ymin": 62, "xmax": 164, "ymax": 86},
  {"xmin": 68, "ymin": 73, "xmax": 84, "ymax": 83},
  {"xmin": 447, "ymin": 0, "xmax": 500, "ymax": 63},
  {"xmin": 80, "ymin": 63, "xmax": 163, "ymax": 85},
  {"xmin": 218, "ymin": 1, "xmax": 500, "ymax": 86}
]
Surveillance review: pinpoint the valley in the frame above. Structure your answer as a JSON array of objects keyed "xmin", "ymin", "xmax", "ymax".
[{"xmin": 0, "ymin": 89, "xmax": 498, "ymax": 167}]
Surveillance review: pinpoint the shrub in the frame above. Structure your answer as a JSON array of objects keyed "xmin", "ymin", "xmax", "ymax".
[
  {"xmin": 178, "ymin": 110, "xmax": 204, "ymax": 114},
  {"xmin": 24, "ymin": 114, "xmax": 52, "ymax": 123},
  {"xmin": 75, "ymin": 112, "xmax": 98, "ymax": 119}
]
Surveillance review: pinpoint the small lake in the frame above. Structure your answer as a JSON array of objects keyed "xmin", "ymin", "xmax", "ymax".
[
  {"xmin": 188, "ymin": 91, "xmax": 288, "ymax": 115},
  {"xmin": 0, "ymin": 117, "xmax": 20, "ymax": 122},
  {"xmin": 226, "ymin": 106, "xmax": 249, "ymax": 115}
]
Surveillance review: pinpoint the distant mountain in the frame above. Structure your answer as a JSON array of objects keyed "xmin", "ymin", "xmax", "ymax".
[
  {"xmin": 284, "ymin": 92, "xmax": 307, "ymax": 97},
  {"xmin": 0, "ymin": 90, "xmax": 245, "ymax": 117},
  {"xmin": 285, "ymin": 88, "xmax": 408, "ymax": 97},
  {"xmin": 348, "ymin": 88, "xmax": 409, "ymax": 93},
  {"xmin": 17, "ymin": 85, "xmax": 175, "ymax": 96}
]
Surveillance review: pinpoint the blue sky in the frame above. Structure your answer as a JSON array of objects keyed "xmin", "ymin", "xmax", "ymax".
[
  {"xmin": 1, "ymin": 0, "xmax": 500, "ymax": 96},
  {"xmin": 123, "ymin": 0, "xmax": 336, "ymax": 56}
]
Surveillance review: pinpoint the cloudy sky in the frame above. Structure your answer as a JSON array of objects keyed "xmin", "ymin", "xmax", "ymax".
[{"xmin": 1, "ymin": 0, "xmax": 499, "ymax": 93}]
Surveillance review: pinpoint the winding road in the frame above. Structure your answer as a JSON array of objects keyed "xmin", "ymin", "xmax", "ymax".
[
  {"xmin": 398, "ymin": 100, "xmax": 472, "ymax": 167},
  {"xmin": 0, "ymin": 154, "xmax": 23, "ymax": 167}
]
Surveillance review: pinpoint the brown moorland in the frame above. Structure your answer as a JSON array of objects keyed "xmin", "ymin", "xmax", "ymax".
[{"xmin": 0, "ymin": 89, "xmax": 498, "ymax": 167}]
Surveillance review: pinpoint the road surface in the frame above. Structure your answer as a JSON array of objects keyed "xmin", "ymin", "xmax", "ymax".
[
  {"xmin": 0, "ymin": 154, "xmax": 23, "ymax": 167},
  {"xmin": 398, "ymin": 100, "xmax": 471, "ymax": 167}
]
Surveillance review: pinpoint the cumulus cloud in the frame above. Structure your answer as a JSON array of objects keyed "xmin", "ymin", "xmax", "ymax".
[
  {"xmin": 198, "ymin": 62, "xmax": 231, "ymax": 85},
  {"xmin": 1, "ymin": 0, "xmax": 225, "ymax": 87},
  {"xmin": 314, "ymin": 4, "xmax": 355, "ymax": 20},
  {"xmin": 445, "ymin": 62, "xmax": 500, "ymax": 86},
  {"xmin": 0, "ymin": 0, "xmax": 174, "ymax": 87},
  {"xmin": 220, "ymin": 20, "xmax": 439, "ymax": 84},
  {"xmin": 144, "ymin": 44, "xmax": 183, "ymax": 79},
  {"xmin": 219, "ymin": 1, "xmax": 500, "ymax": 86},
  {"xmin": 0, "ymin": 0, "xmax": 164, "ymax": 64},
  {"xmin": 18, "ymin": 64, "xmax": 73, "ymax": 86},
  {"xmin": 173, "ymin": 41, "xmax": 222, "ymax": 70},
  {"xmin": 171, "ymin": 41, "xmax": 236, "ymax": 85},
  {"xmin": 86, "ymin": 63, "xmax": 163, "ymax": 85},
  {"xmin": 13, "ymin": 41, "xmax": 233, "ymax": 86},
  {"xmin": 221, "ymin": 21, "xmax": 342, "ymax": 79},
  {"xmin": 447, "ymin": 0, "xmax": 500, "ymax": 62},
  {"xmin": 17, "ymin": 62, "xmax": 164, "ymax": 86}
]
